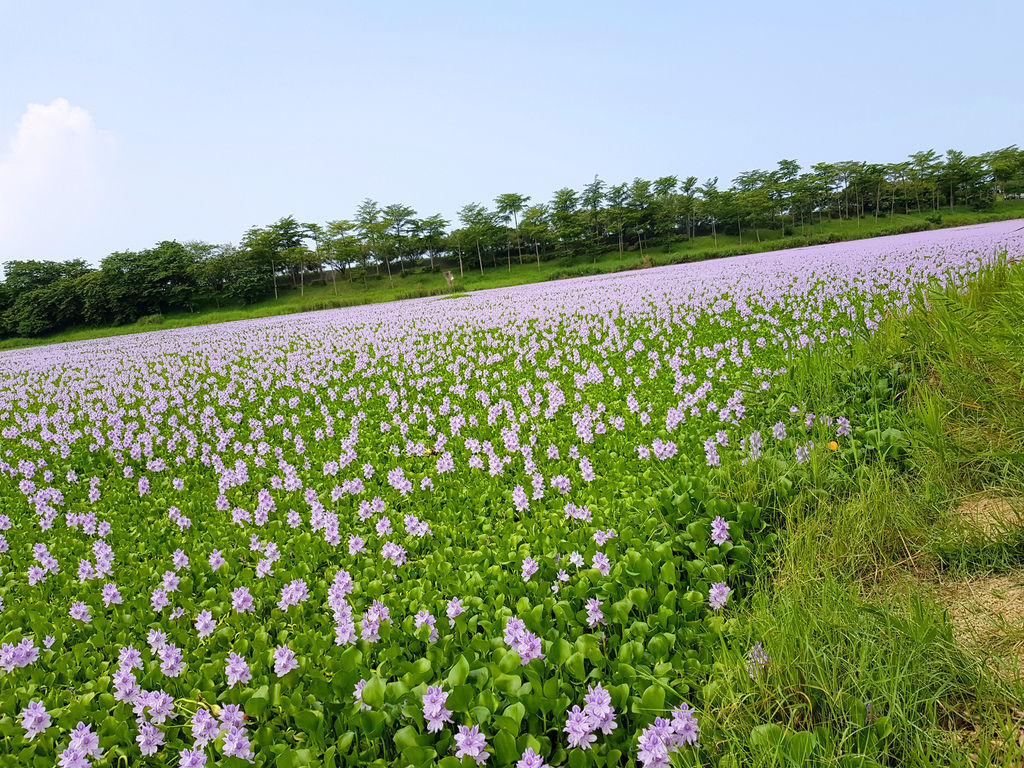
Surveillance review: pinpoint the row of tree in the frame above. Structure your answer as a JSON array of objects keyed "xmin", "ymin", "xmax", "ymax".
[{"xmin": 2, "ymin": 145, "xmax": 1023, "ymax": 338}]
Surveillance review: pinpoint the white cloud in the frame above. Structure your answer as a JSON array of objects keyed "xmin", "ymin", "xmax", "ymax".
[{"xmin": 0, "ymin": 98, "xmax": 115, "ymax": 264}]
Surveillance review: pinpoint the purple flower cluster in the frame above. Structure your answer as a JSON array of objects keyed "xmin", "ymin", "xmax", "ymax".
[
  {"xmin": 422, "ymin": 685, "xmax": 453, "ymax": 732},
  {"xmin": 563, "ymin": 683, "xmax": 618, "ymax": 750},
  {"xmin": 636, "ymin": 703, "xmax": 700, "ymax": 767},
  {"xmin": 503, "ymin": 617, "xmax": 544, "ymax": 664}
]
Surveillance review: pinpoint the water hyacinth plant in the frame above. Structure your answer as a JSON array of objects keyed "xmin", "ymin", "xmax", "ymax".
[{"xmin": 0, "ymin": 222, "xmax": 1021, "ymax": 766}]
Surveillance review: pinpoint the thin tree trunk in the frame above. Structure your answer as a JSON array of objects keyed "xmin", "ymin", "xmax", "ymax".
[
  {"xmin": 535, "ymin": 241, "xmax": 540, "ymax": 270},
  {"xmin": 271, "ymin": 259, "xmax": 278, "ymax": 300},
  {"xmin": 513, "ymin": 212, "xmax": 523, "ymax": 264},
  {"xmin": 476, "ymin": 240, "xmax": 483, "ymax": 275},
  {"xmin": 457, "ymin": 244, "xmax": 464, "ymax": 278}
]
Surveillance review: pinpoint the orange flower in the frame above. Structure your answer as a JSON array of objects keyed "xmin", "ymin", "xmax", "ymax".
[{"xmin": 828, "ymin": 441, "xmax": 839, "ymax": 451}]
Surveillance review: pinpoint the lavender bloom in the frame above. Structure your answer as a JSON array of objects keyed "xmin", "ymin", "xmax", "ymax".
[
  {"xmin": 20, "ymin": 700, "xmax": 50, "ymax": 740},
  {"xmin": 231, "ymin": 587, "xmax": 254, "ymax": 613},
  {"xmin": 564, "ymin": 705, "xmax": 597, "ymax": 750},
  {"xmin": 69, "ymin": 601, "xmax": 91, "ymax": 623},
  {"xmin": 414, "ymin": 610, "xmax": 439, "ymax": 642},
  {"xmin": 178, "ymin": 747, "xmax": 207, "ymax": 768},
  {"xmin": 422, "ymin": 685, "xmax": 452, "ymax": 732},
  {"xmin": 795, "ymin": 442, "xmax": 813, "ymax": 463},
  {"xmin": 709, "ymin": 582, "xmax": 731, "ymax": 610},
  {"xmin": 225, "ymin": 652, "xmax": 251, "ymax": 687},
  {"xmin": 710, "ymin": 516, "xmax": 730, "ymax": 546},
  {"xmin": 585, "ymin": 598, "xmax": 606, "ymax": 628},
  {"xmin": 454, "ymin": 724, "xmax": 489, "ymax": 765},
  {"xmin": 158, "ymin": 643, "xmax": 185, "ymax": 677},
  {"xmin": 521, "ymin": 557, "xmax": 539, "ymax": 582},
  {"xmin": 273, "ymin": 644, "xmax": 298, "ymax": 676},
  {"xmin": 447, "ymin": 597, "xmax": 465, "ymax": 627},
  {"xmin": 583, "ymin": 684, "xmax": 617, "ymax": 735},
  {"xmin": 101, "ymin": 583, "xmax": 122, "ymax": 606},
  {"xmin": 191, "ymin": 709, "xmax": 220, "ymax": 746},
  {"xmin": 194, "ymin": 610, "xmax": 216, "ymax": 637},
  {"xmin": 353, "ymin": 679, "xmax": 370, "ymax": 710},
  {"xmin": 136, "ymin": 721, "xmax": 164, "ymax": 756},
  {"xmin": 746, "ymin": 642, "xmax": 770, "ymax": 679},
  {"xmin": 517, "ymin": 748, "xmax": 549, "ymax": 768},
  {"xmin": 222, "ymin": 725, "xmax": 254, "ymax": 762}
]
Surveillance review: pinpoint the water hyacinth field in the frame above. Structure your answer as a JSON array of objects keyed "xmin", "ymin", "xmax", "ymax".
[{"xmin": 1, "ymin": 221, "xmax": 1022, "ymax": 768}]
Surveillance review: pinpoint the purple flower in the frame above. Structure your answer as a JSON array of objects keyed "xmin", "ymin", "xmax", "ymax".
[
  {"xmin": 231, "ymin": 587, "xmax": 254, "ymax": 614},
  {"xmin": 273, "ymin": 644, "xmax": 299, "ymax": 676},
  {"xmin": 746, "ymin": 642, "xmax": 770, "ymax": 679},
  {"xmin": 414, "ymin": 610, "xmax": 439, "ymax": 642},
  {"xmin": 195, "ymin": 609, "xmax": 216, "ymax": 637},
  {"xmin": 20, "ymin": 700, "xmax": 50, "ymax": 740},
  {"xmin": 159, "ymin": 643, "xmax": 185, "ymax": 677},
  {"xmin": 225, "ymin": 652, "xmax": 251, "ymax": 687},
  {"xmin": 277, "ymin": 578, "xmax": 309, "ymax": 611},
  {"xmin": 69, "ymin": 722, "xmax": 102, "ymax": 758},
  {"xmin": 69, "ymin": 601, "xmax": 91, "ymax": 623},
  {"xmin": 454, "ymin": 724, "xmax": 489, "ymax": 765},
  {"xmin": 208, "ymin": 550, "xmax": 225, "ymax": 571},
  {"xmin": 353, "ymin": 679, "xmax": 370, "ymax": 710},
  {"xmin": 222, "ymin": 725, "xmax": 254, "ymax": 761},
  {"xmin": 583, "ymin": 683, "xmax": 617, "ymax": 734},
  {"xmin": 564, "ymin": 705, "xmax": 597, "ymax": 749},
  {"xmin": 101, "ymin": 583, "xmax": 122, "ymax": 607},
  {"xmin": 447, "ymin": 597, "xmax": 465, "ymax": 627},
  {"xmin": 585, "ymin": 598, "xmax": 606, "ymax": 628},
  {"xmin": 218, "ymin": 703, "xmax": 245, "ymax": 729},
  {"xmin": 710, "ymin": 516, "xmax": 730, "ymax": 546},
  {"xmin": 709, "ymin": 582, "xmax": 731, "ymax": 611},
  {"xmin": 179, "ymin": 747, "xmax": 207, "ymax": 768},
  {"xmin": 592, "ymin": 552, "xmax": 610, "ymax": 576},
  {"xmin": 137, "ymin": 721, "xmax": 164, "ymax": 756},
  {"xmin": 147, "ymin": 629, "xmax": 167, "ymax": 651},
  {"xmin": 58, "ymin": 746, "xmax": 90, "ymax": 768},
  {"xmin": 191, "ymin": 709, "xmax": 220, "ymax": 746},
  {"xmin": 119, "ymin": 645, "xmax": 143, "ymax": 670},
  {"xmin": 422, "ymin": 685, "xmax": 452, "ymax": 733},
  {"xmin": 521, "ymin": 557, "xmax": 539, "ymax": 582},
  {"xmin": 517, "ymin": 748, "xmax": 549, "ymax": 768}
]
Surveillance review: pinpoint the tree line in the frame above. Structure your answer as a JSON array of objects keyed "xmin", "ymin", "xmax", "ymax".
[{"xmin": 2, "ymin": 145, "xmax": 1023, "ymax": 338}]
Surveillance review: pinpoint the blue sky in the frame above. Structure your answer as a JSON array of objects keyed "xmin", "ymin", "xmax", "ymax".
[{"xmin": 1, "ymin": 0, "xmax": 1021, "ymax": 265}]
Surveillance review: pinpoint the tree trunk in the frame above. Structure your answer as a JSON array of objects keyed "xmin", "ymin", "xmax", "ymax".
[
  {"xmin": 535, "ymin": 241, "xmax": 540, "ymax": 270},
  {"xmin": 457, "ymin": 244, "xmax": 464, "ymax": 278},
  {"xmin": 476, "ymin": 240, "xmax": 483, "ymax": 275},
  {"xmin": 271, "ymin": 258, "xmax": 278, "ymax": 300},
  {"xmin": 513, "ymin": 212, "xmax": 523, "ymax": 264}
]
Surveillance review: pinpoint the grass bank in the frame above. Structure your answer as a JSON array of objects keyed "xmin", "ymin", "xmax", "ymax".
[
  {"xmin": 699, "ymin": 257, "xmax": 1024, "ymax": 766},
  {"xmin": 2, "ymin": 202, "xmax": 1023, "ymax": 352}
]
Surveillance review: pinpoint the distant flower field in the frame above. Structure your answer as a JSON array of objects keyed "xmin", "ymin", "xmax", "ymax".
[{"xmin": 1, "ymin": 221, "xmax": 1021, "ymax": 767}]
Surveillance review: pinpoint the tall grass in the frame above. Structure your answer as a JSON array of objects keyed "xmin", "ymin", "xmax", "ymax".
[{"xmin": 704, "ymin": 257, "xmax": 1024, "ymax": 766}]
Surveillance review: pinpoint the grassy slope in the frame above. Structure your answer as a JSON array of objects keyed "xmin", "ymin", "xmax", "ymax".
[
  {"xmin": 3, "ymin": 201, "xmax": 1024, "ymax": 351},
  {"xmin": 702, "ymin": 258, "xmax": 1024, "ymax": 766}
]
